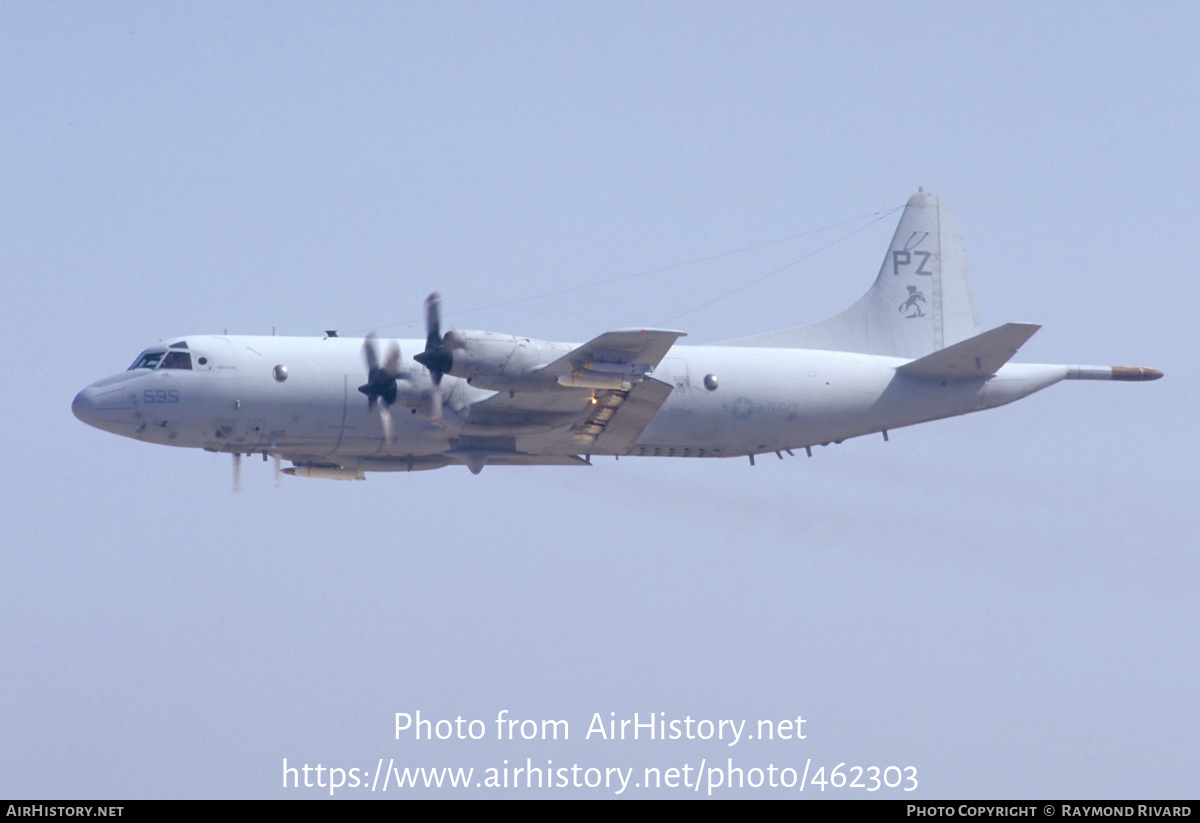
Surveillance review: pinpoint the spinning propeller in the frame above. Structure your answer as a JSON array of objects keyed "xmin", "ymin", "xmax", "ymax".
[
  {"xmin": 413, "ymin": 292, "xmax": 454, "ymax": 381},
  {"xmin": 358, "ymin": 333, "xmax": 404, "ymax": 442},
  {"xmin": 358, "ymin": 305, "xmax": 445, "ymax": 430},
  {"xmin": 410, "ymin": 292, "xmax": 452, "ymax": 421}
]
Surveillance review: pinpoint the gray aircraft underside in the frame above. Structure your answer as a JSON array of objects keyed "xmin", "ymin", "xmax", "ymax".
[{"xmin": 72, "ymin": 191, "xmax": 1161, "ymax": 478}]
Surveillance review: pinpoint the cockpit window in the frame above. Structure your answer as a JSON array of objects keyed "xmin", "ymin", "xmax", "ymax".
[
  {"xmin": 168, "ymin": 341, "xmax": 189, "ymax": 349},
  {"xmin": 129, "ymin": 350, "xmax": 166, "ymax": 370},
  {"xmin": 161, "ymin": 351, "xmax": 192, "ymax": 370}
]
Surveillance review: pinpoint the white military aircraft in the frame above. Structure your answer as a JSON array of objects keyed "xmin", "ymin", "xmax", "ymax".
[{"xmin": 73, "ymin": 191, "xmax": 1161, "ymax": 483}]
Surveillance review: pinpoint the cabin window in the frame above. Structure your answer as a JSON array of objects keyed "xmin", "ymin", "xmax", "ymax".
[{"xmin": 161, "ymin": 351, "xmax": 192, "ymax": 370}]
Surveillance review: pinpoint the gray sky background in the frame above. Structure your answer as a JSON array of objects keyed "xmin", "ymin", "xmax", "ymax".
[{"xmin": 2, "ymin": 2, "xmax": 1196, "ymax": 798}]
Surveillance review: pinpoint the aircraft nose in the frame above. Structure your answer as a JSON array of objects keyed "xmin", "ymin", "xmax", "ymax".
[
  {"xmin": 71, "ymin": 388, "xmax": 92, "ymax": 422},
  {"xmin": 72, "ymin": 380, "xmax": 140, "ymax": 433},
  {"xmin": 72, "ymin": 386, "xmax": 97, "ymax": 424}
]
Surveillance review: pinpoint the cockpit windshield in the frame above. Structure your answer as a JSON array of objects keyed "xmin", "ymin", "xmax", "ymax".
[
  {"xmin": 129, "ymin": 350, "xmax": 166, "ymax": 370},
  {"xmin": 128, "ymin": 341, "xmax": 199, "ymax": 371}
]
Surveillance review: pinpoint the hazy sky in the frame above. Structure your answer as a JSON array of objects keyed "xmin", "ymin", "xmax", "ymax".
[{"xmin": 3, "ymin": 2, "xmax": 1196, "ymax": 798}]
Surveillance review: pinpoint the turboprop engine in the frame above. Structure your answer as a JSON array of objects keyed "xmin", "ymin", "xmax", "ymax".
[
  {"xmin": 412, "ymin": 293, "xmax": 663, "ymax": 393},
  {"xmin": 358, "ymin": 334, "xmax": 444, "ymax": 434},
  {"xmin": 413, "ymin": 294, "xmax": 562, "ymax": 392},
  {"xmin": 438, "ymin": 329, "xmax": 549, "ymax": 388}
]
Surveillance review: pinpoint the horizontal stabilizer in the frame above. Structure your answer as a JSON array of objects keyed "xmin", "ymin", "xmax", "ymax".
[{"xmin": 897, "ymin": 323, "xmax": 1041, "ymax": 380}]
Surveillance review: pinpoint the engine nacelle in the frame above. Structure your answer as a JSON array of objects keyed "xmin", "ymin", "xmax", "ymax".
[
  {"xmin": 443, "ymin": 330, "xmax": 545, "ymax": 383},
  {"xmin": 388, "ymin": 382, "xmax": 421, "ymax": 408},
  {"xmin": 388, "ymin": 382, "xmax": 443, "ymax": 420}
]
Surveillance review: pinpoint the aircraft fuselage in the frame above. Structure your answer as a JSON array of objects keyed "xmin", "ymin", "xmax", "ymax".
[{"xmin": 72, "ymin": 333, "xmax": 1068, "ymax": 469}]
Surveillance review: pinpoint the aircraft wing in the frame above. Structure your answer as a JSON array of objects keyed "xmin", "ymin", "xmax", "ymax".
[
  {"xmin": 538, "ymin": 328, "xmax": 687, "ymax": 378},
  {"xmin": 463, "ymin": 328, "xmax": 685, "ymax": 453}
]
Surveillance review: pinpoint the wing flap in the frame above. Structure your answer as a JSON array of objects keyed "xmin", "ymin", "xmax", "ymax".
[{"xmin": 573, "ymin": 376, "xmax": 674, "ymax": 451}]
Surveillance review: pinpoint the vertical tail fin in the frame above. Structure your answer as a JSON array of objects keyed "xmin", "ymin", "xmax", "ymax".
[{"xmin": 724, "ymin": 191, "xmax": 982, "ymax": 357}]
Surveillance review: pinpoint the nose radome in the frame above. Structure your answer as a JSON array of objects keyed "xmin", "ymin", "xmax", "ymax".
[
  {"xmin": 72, "ymin": 381, "xmax": 140, "ymax": 434},
  {"xmin": 72, "ymin": 386, "xmax": 96, "ymax": 424}
]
